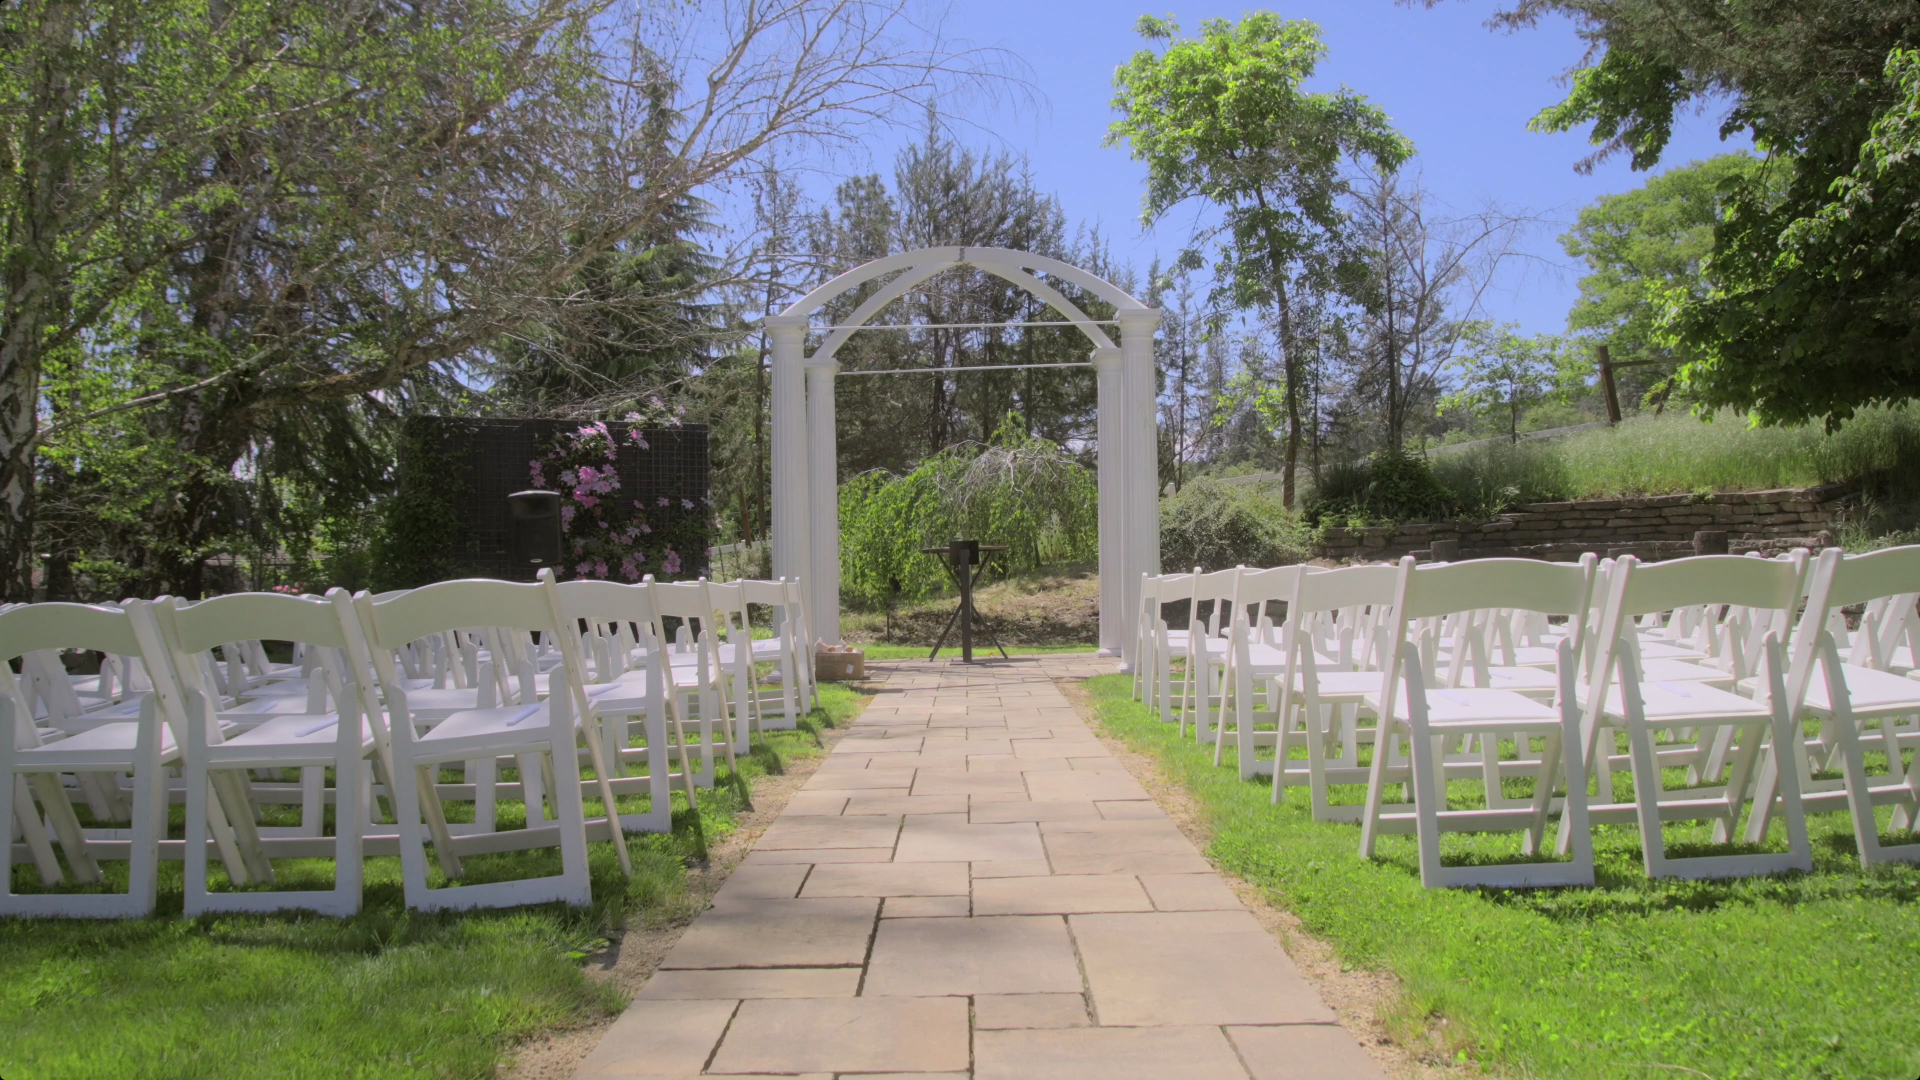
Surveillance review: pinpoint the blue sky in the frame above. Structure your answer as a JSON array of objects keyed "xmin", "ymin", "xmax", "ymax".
[{"xmin": 799, "ymin": 0, "xmax": 1747, "ymax": 336}]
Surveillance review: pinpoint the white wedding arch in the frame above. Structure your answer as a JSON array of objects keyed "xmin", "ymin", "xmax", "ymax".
[{"xmin": 765, "ymin": 246, "xmax": 1161, "ymax": 662}]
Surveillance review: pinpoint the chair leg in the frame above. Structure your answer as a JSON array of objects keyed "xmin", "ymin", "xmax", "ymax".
[
  {"xmin": 9, "ymin": 778, "xmax": 62, "ymax": 885},
  {"xmin": 414, "ymin": 764, "xmax": 463, "ymax": 879},
  {"xmin": 32, "ymin": 773, "xmax": 105, "ymax": 883},
  {"xmin": 579, "ymin": 714, "xmax": 634, "ymax": 876}
]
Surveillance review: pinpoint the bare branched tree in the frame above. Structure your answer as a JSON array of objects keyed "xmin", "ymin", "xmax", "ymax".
[
  {"xmin": 1346, "ymin": 169, "xmax": 1543, "ymax": 449},
  {"xmin": 1, "ymin": 0, "xmax": 1012, "ymax": 597}
]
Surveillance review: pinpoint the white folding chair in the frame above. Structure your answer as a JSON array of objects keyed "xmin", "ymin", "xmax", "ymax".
[
  {"xmin": 1748, "ymin": 545, "xmax": 1920, "ymax": 865},
  {"xmin": 351, "ymin": 573, "xmax": 628, "ymax": 911},
  {"xmin": 739, "ymin": 579, "xmax": 809, "ymax": 730},
  {"xmin": 1561, "ymin": 552, "xmax": 1816, "ymax": 879},
  {"xmin": 1215, "ymin": 565, "xmax": 1312, "ymax": 778},
  {"xmin": 549, "ymin": 577, "xmax": 698, "ymax": 834},
  {"xmin": 1145, "ymin": 571, "xmax": 1197, "ymax": 724},
  {"xmin": 0, "ymin": 601, "xmax": 186, "ymax": 917},
  {"xmin": 156, "ymin": 589, "xmax": 391, "ymax": 916},
  {"xmin": 707, "ymin": 581, "xmax": 765, "ymax": 749},
  {"xmin": 1184, "ymin": 567, "xmax": 1242, "ymax": 743},
  {"xmin": 1269, "ymin": 564, "xmax": 1401, "ymax": 822},
  {"xmin": 1358, "ymin": 557, "xmax": 1599, "ymax": 889},
  {"xmin": 648, "ymin": 580, "xmax": 745, "ymax": 791}
]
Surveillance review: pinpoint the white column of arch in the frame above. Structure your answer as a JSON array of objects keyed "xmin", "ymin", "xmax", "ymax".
[
  {"xmin": 1092, "ymin": 345, "xmax": 1126, "ymax": 655},
  {"xmin": 1117, "ymin": 308, "xmax": 1163, "ymax": 670},
  {"xmin": 767, "ymin": 315, "xmax": 811, "ymax": 597},
  {"xmin": 805, "ymin": 355, "xmax": 841, "ymax": 645}
]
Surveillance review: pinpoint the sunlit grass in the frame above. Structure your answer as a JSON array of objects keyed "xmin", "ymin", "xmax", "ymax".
[
  {"xmin": 0, "ymin": 683, "xmax": 867, "ymax": 1080},
  {"xmin": 1085, "ymin": 674, "xmax": 1920, "ymax": 1080}
]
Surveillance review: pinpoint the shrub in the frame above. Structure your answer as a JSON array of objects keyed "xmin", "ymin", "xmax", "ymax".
[
  {"xmin": 1160, "ymin": 479, "xmax": 1310, "ymax": 571},
  {"xmin": 1303, "ymin": 447, "xmax": 1453, "ymax": 526}
]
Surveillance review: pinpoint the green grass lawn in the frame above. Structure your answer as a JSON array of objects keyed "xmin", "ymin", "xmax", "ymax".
[
  {"xmin": 0, "ymin": 684, "xmax": 866, "ymax": 1080},
  {"xmin": 1082, "ymin": 674, "xmax": 1920, "ymax": 1080}
]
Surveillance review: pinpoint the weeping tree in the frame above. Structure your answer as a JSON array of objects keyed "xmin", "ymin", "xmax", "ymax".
[{"xmin": 839, "ymin": 417, "xmax": 1096, "ymax": 607}]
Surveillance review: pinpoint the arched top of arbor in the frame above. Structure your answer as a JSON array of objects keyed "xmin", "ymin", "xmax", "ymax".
[{"xmin": 768, "ymin": 246, "xmax": 1151, "ymax": 364}]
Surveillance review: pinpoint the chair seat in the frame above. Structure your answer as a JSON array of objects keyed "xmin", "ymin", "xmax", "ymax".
[
  {"xmin": 1365, "ymin": 686, "xmax": 1562, "ymax": 727},
  {"xmin": 1802, "ymin": 663, "xmax": 1920, "ymax": 716},
  {"xmin": 1293, "ymin": 670, "xmax": 1383, "ymax": 700},
  {"xmin": 1639, "ymin": 659, "xmax": 1737, "ymax": 688},
  {"xmin": 1461, "ymin": 666, "xmax": 1559, "ymax": 693},
  {"xmin": 214, "ymin": 714, "xmax": 377, "ymax": 753},
  {"xmin": 401, "ymin": 687, "xmax": 488, "ymax": 716},
  {"xmin": 220, "ymin": 696, "xmax": 317, "ymax": 720},
  {"xmin": 1575, "ymin": 679, "xmax": 1769, "ymax": 725},
  {"xmin": 15, "ymin": 721, "xmax": 176, "ymax": 767},
  {"xmin": 413, "ymin": 703, "xmax": 554, "ymax": 759},
  {"xmin": 238, "ymin": 679, "xmax": 315, "ymax": 698},
  {"xmin": 1637, "ymin": 640, "xmax": 1708, "ymax": 661},
  {"xmin": 581, "ymin": 675, "xmax": 656, "ymax": 715}
]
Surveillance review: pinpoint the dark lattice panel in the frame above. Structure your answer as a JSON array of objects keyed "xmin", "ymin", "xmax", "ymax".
[{"xmin": 404, "ymin": 417, "xmax": 710, "ymax": 582}]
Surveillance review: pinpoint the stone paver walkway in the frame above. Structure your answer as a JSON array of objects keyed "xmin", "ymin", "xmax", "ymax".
[{"xmin": 572, "ymin": 656, "xmax": 1386, "ymax": 1080}]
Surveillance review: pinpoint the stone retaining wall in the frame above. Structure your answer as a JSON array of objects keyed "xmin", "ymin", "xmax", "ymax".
[{"xmin": 1315, "ymin": 484, "xmax": 1853, "ymax": 563}]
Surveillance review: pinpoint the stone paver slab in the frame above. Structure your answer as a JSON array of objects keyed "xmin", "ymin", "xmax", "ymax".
[
  {"xmin": 974, "ymin": 992, "xmax": 1090, "ymax": 1030},
  {"xmin": 707, "ymin": 997, "xmax": 969, "ymax": 1075},
  {"xmin": 755, "ymin": 814, "xmax": 900, "ymax": 850},
  {"xmin": 864, "ymin": 914, "xmax": 1081, "ymax": 997},
  {"xmin": 842, "ymin": 793, "xmax": 969, "ymax": 816},
  {"xmin": 1025, "ymin": 769, "xmax": 1151, "ymax": 801},
  {"xmin": 974, "ymin": 1026, "xmax": 1252, "ymax": 1080},
  {"xmin": 894, "ymin": 814, "xmax": 1045, "ymax": 863},
  {"xmin": 1142, "ymin": 872, "xmax": 1245, "ymax": 911},
  {"xmin": 970, "ymin": 858, "xmax": 1053, "ymax": 878},
  {"xmin": 779, "ymin": 791, "xmax": 849, "ymax": 816},
  {"xmin": 800, "ymin": 861, "xmax": 969, "ymax": 898},
  {"xmin": 965, "ymin": 754, "xmax": 1072, "ymax": 773},
  {"xmin": 909, "ymin": 768, "xmax": 1028, "ymax": 795},
  {"xmin": 661, "ymin": 896, "xmax": 877, "ymax": 969},
  {"xmin": 739, "ymin": 846, "xmax": 894, "ymax": 865},
  {"xmin": 1040, "ymin": 818, "xmax": 1212, "ymax": 875},
  {"xmin": 1229, "ymin": 1024, "xmax": 1391, "ymax": 1079},
  {"xmin": 711, "ymin": 862, "xmax": 808, "ymax": 901},
  {"xmin": 1074, "ymin": 911, "xmax": 1335, "ymax": 1026},
  {"xmin": 973, "ymin": 873, "xmax": 1153, "ymax": 915},
  {"xmin": 1096, "ymin": 799, "xmax": 1162, "ymax": 819},
  {"xmin": 571, "ymin": 998, "xmax": 737, "ymax": 1076},
  {"xmin": 801, "ymin": 770, "xmax": 913, "ymax": 791},
  {"xmin": 970, "ymin": 799, "xmax": 1102, "ymax": 823},
  {"xmin": 882, "ymin": 895, "xmax": 970, "ymax": 918},
  {"xmin": 636, "ymin": 967, "xmax": 860, "ymax": 1000}
]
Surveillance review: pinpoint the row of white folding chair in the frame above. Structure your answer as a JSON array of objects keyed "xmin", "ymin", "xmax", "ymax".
[
  {"xmin": 1442, "ymin": 547, "xmax": 1919, "ymax": 872},
  {"xmin": 1137, "ymin": 568, "xmax": 1237, "ymax": 736},
  {"xmin": 1243, "ymin": 552, "xmax": 1763, "ymax": 885},
  {"xmin": 3, "ymin": 574, "xmax": 645, "ymax": 917}
]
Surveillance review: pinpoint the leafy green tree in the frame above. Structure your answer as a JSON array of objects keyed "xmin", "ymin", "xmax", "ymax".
[
  {"xmin": 1496, "ymin": 0, "xmax": 1920, "ymax": 426},
  {"xmin": 1559, "ymin": 154, "xmax": 1765, "ymax": 404},
  {"xmin": 1664, "ymin": 48, "xmax": 1920, "ymax": 426},
  {"xmin": 1107, "ymin": 13, "xmax": 1410, "ymax": 507},
  {"xmin": 1441, "ymin": 323, "xmax": 1563, "ymax": 441}
]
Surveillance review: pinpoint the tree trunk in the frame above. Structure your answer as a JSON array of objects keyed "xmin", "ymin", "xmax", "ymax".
[
  {"xmin": 0, "ymin": 2, "xmax": 81, "ymax": 601},
  {"xmin": 1278, "ymin": 286, "xmax": 1301, "ymax": 510}
]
